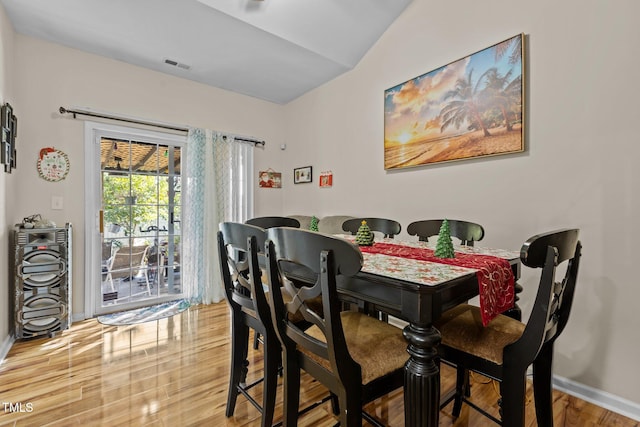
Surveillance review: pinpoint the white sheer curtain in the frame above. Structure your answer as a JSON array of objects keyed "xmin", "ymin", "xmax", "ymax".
[{"xmin": 182, "ymin": 128, "xmax": 254, "ymax": 304}]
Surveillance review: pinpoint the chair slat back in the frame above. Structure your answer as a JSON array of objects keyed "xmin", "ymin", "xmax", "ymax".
[
  {"xmin": 246, "ymin": 216, "xmax": 300, "ymax": 229},
  {"xmin": 342, "ymin": 217, "xmax": 402, "ymax": 238},
  {"xmin": 407, "ymin": 219, "xmax": 485, "ymax": 246},
  {"xmin": 520, "ymin": 228, "xmax": 580, "ymax": 268},
  {"xmin": 265, "ymin": 227, "xmax": 362, "ymax": 370},
  {"xmin": 218, "ymin": 222, "xmax": 269, "ymax": 320},
  {"xmin": 510, "ymin": 229, "xmax": 581, "ymax": 363},
  {"xmin": 109, "ymin": 245, "xmax": 149, "ymax": 279}
]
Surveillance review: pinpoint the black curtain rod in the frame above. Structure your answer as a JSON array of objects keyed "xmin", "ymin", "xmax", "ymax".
[
  {"xmin": 59, "ymin": 106, "xmax": 266, "ymax": 147},
  {"xmin": 232, "ymin": 137, "xmax": 266, "ymax": 146}
]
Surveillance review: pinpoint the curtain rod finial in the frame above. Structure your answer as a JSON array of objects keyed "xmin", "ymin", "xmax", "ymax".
[{"xmin": 59, "ymin": 106, "xmax": 67, "ymax": 114}]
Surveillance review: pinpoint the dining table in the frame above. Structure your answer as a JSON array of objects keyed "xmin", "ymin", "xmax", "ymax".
[{"xmin": 334, "ymin": 235, "xmax": 521, "ymax": 427}]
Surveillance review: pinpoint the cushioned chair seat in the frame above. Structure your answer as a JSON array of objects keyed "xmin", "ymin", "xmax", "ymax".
[
  {"xmin": 434, "ymin": 304, "xmax": 525, "ymax": 365},
  {"xmin": 304, "ymin": 311, "xmax": 408, "ymax": 384}
]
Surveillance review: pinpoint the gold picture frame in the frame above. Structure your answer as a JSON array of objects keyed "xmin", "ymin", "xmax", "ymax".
[{"xmin": 384, "ymin": 33, "xmax": 524, "ymax": 169}]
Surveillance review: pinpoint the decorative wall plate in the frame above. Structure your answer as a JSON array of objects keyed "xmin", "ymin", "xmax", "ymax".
[{"xmin": 37, "ymin": 147, "xmax": 70, "ymax": 182}]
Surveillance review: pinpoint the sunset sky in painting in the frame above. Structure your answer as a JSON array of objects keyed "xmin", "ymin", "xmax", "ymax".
[{"xmin": 384, "ymin": 35, "xmax": 522, "ymax": 147}]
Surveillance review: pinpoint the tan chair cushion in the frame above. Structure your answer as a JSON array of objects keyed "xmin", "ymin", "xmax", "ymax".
[
  {"xmin": 434, "ymin": 304, "xmax": 525, "ymax": 365},
  {"xmin": 304, "ymin": 311, "xmax": 408, "ymax": 384},
  {"xmin": 318, "ymin": 215, "xmax": 355, "ymax": 234},
  {"xmin": 288, "ymin": 215, "xmax": 312, "ymax": 230}
]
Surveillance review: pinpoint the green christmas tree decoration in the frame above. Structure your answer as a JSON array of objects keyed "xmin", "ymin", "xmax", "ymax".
[
  {"xmin": 310, "ymin": 215, "xmax": 319, "ymax": 232},
  {"xmin": 434, "ymin": 219, "xmax": 455, "ymax": 258},
  {"xmin": 355, "ymin": 220, "xmax": 375, "ymax": 246}
]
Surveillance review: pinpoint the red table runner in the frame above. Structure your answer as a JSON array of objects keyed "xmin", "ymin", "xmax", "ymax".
[{"xmin": 359, "ymin": 242, "xmax": 515, "ymax": 326}]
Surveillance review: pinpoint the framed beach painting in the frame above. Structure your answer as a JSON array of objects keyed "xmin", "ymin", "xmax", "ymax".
[{"xmin": 384, "ymin": 33, "xmax": 524, "ymax": 169}]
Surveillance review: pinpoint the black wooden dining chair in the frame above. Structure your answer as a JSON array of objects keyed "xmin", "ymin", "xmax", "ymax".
[
  {"xmin": 245, "ymin": 216, "xmax": 301, "ymax": 349},
  {"xmin": 246, "ymin": 216, "xmax": 301, "ymax": 229},
  {"xmin": 342, "ymin": 217, "xmax": 402, "ymax": 238},
  {"xmin": 435, "ymin": 228, "xmax": 581, "ymax": 426},
  {"xmin": 407, "ymin": 219, "xmax": 485, "ymax": 246},
  {"xmin": 217, "ymin": 222, "xmax": 278, "ymax": 427},
  {"xmin": 265, "ymin": 227, "xmax": 408, "ymax": 427}
]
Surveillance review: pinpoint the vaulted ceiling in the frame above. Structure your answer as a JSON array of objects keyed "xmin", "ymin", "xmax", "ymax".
[{"xmin": 1, "ymin": 0, "xmax": 412, "ymax": 104}]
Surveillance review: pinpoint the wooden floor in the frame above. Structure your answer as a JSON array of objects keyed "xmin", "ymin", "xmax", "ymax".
[{"xmin": 0, "ymin": 303, "xmax": 637, "ymax": 426}]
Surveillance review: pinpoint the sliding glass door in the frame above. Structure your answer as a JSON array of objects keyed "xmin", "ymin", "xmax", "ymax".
[{"xmin": 86, "ymin": 122, "xmax": 186, "ymax": 316}]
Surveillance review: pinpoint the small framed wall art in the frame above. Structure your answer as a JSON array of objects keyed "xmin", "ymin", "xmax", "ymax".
[
  {"xmin": 258, "ymin": 169, "xmax": 282, "ymax": 188},
  {"xmin": 294, "ymin": 166, "xmax": 312, "ymax": 184},
  {"xmin": 319, "ymin": 171, "xmax": 333, "ymax": 188}
]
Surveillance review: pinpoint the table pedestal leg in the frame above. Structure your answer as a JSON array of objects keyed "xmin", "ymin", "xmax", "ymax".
[{"xmin": 403, "ymin": 323, "xmax": 441, "ymax": 426}]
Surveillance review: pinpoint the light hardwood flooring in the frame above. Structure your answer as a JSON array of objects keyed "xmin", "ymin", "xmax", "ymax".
[{"xmin": 0, "ymin": 302, "xmax": 637, "ymax": 426}]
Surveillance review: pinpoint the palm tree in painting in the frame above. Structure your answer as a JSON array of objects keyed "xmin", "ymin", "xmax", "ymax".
[
  {"xmin": 495, "ymin": 35, "xmax": 522, "ymax": 65},
  {"xmin": 480, "ymin": 67, "xmax": 522, "ymax": 131},
  {"xmin": 440, "ymin": 69, "xmax": 491, "ymax": 137}
]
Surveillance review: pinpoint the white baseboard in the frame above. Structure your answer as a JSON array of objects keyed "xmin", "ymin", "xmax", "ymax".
[
  {"xmin": 553, "ymin": 375, "xmax": 640, "ymax": 422},
  {"xmin": 72, "ymin": 313, "xmax": 86, "ymax": 322},
  {"xmin": 0, "ymin": 333, "xmax": 16, "ymax": 365}
]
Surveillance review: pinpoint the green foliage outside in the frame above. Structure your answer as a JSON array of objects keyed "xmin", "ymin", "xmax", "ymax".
[{"xmin": 102, "ymin": 173, "xmax": 171, "ymax": 238}]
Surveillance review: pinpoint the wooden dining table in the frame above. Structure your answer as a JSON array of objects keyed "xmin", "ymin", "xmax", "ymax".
[{"xmin": 335, "ymin": 236, "xmax": 521, "ymax": 427}]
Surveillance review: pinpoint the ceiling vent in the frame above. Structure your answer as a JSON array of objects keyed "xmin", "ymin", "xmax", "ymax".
[{"xmin": 163, "ymin": 58, "xmax": 191, "ymax": 71}]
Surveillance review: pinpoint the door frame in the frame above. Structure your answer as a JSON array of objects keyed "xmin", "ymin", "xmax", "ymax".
[{"xmin": 84, "ymin": 121, "xmax": 187, "ymax": 317}]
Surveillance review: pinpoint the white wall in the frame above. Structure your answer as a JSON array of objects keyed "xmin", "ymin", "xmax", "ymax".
[
  {"xmin": 6, "ymin": 34, "xmax": 285, "ymax": 319},
  {"xmin": 0, "ymin": 2, "xmax": 14, "ymax": 359},
  {"xmin": 276, "ymin": 0, "xmax": 640, "ymax": 407}
]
